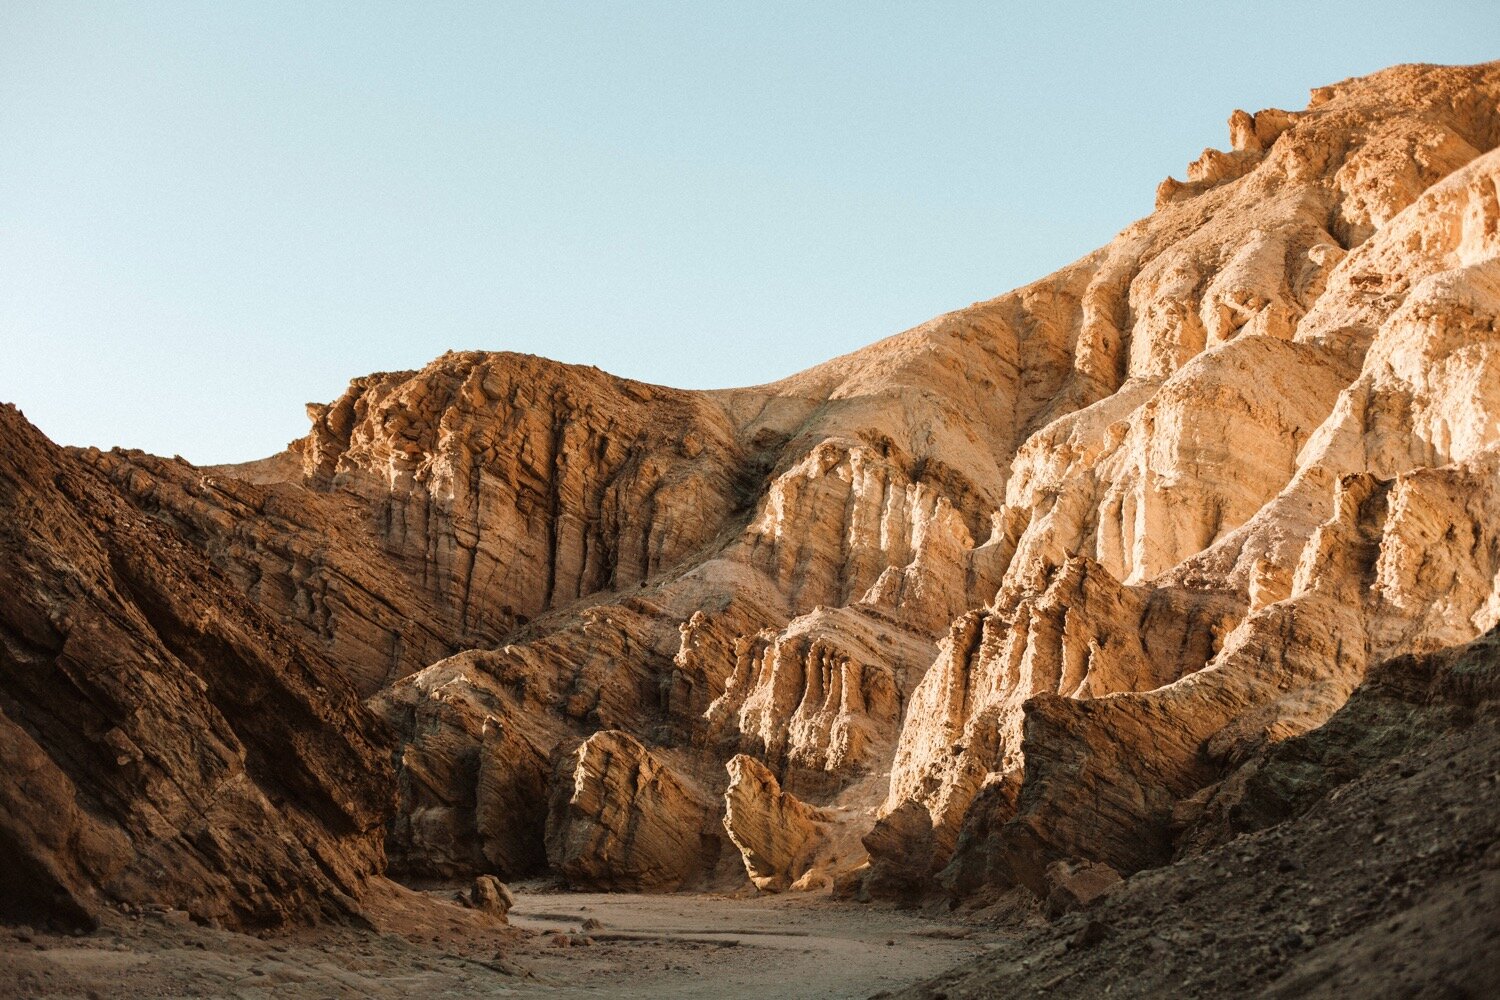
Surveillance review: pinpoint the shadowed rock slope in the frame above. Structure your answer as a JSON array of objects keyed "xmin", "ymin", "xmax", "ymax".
[
  {"xmin": 0, "ymin": 406, "xmax": 395, "ymax": 930},
  {"xmin": 2, "ymin": 61, "xmax": 1499, "ymax": 947}
]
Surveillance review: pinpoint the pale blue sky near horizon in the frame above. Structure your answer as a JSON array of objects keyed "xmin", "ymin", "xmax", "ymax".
[{"xmin": 1, "ymin": 2, "xmax": 1494, "ymax": 463}]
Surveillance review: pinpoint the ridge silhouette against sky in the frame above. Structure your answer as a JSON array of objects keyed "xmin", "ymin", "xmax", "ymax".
[{"xmin": 1, "ymin": 1, "xmax": 1492, "ymax": 462}]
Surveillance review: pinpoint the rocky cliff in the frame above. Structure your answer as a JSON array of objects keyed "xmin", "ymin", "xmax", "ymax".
[
  {"xmin": 0, "ymin": 406, "xmax": 394, "ymax": 930},
  {"xmin": 2, "ymin": 60, "xmax": 1499, "ymax": 933}
]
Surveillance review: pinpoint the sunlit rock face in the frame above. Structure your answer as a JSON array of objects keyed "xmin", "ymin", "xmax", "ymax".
[
  {"xmin": 722, "ymin": 754, "xmax": 836, "ymax": 892},
  {"xmin": 543, "ymin": 730, "xmax": 724, "ymax": 891},
  {"xmin": 4, "ymin": 61, "xmax": 1500, "ymax": 923}
]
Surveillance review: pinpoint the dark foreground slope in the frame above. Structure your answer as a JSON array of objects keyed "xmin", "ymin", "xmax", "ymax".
[
  {"xmin": 897, "ymin": 630, "xmax": 1500, "ymax": 999},
  {"xmin": 0, "ymin": 404, "xmax": 394, "ymax": 930}
]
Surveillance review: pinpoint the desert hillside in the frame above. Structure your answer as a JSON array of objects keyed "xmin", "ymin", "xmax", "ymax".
[{"xmin": 2, "ymin": 59, "xmax": 1498, "ymax": 995}]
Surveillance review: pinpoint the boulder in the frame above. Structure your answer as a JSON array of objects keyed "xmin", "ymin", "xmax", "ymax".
[
  {"xmin": 722, "ymin": 755, "xmax": 830, "ymax": 891},
  {"xmin": 544, "ymin": 731, "xmax": 721, "ymax": 891},
  {"xmin": 1043, "ymin": 860, "xmax": 1123, "ymax": 919},
  {"xmin": 464, "ymin": 875, "xmax": 514, "ymax": 919}
]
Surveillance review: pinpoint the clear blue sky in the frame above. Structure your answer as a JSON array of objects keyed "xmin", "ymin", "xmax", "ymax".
[{"xmin": 1, "ymin": 2, "xmax": 1493, "ymax": 463}]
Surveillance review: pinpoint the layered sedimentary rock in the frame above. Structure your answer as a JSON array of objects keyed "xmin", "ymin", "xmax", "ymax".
[
  {"xmin": 82, "ymin": 445, "xmax": 465, "ymax": 696},
  {"xmin": 878, "ymin": 561, "xmax": 1244, "ymax": 882},
  {"xmin": 722, "ymin": 754, "xmax": 833, "ymax": 891},
  {"xmin": 0, "ymin": 406, "xmax": 394, "ymax": 930},
  {"xmin": 865, "ymin": 63, "xmax": 1500, "ymax": 901},
  {"xmin": 544, "ymin": 731, "xmax": 723, "ymax": 890},
  {"xmin": 1177, "ymin": 626, "xmax": 1500, "ymax": 854},
  {"xmin": 4, "ymin": 61, "xmax": 1500, "ymax": 926},
  {"xmin": 372, "ymin": 648, "xmax": 563, "ymax": 879},
  {"xmin": 302, "ymin": 353, "xmax": 753, "ymax": 633},
  {"xmin": 899, "ymin": 630, "xmax": 1500, "ymax": 998},
  {"xmin": 707, "ymin": 606, "xmax": 937, "ymax": 783}
]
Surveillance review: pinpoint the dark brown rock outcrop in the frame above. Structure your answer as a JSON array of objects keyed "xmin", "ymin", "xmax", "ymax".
[{"xmin": 0, "ymin": 405, "xmax": 394, "ymax": 930}]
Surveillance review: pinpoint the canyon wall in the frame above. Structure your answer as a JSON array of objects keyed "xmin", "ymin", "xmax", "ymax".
[
  {"xmin": 0, "ymin": 406, "xmax": 394, "ymax": 930},
  {"xmin": 3, "ymin": 60, "xmax": 1499, "ymax": 924}
]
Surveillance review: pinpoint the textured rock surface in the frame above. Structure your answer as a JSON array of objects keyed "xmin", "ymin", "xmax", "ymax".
[
  {"xmin": 0, "ymin": 406, "xmax": 394, "ymax": 930},
  {"xmin": 898, "ymin": 630, "xmax": 1500, "ymax": 999},
  {"xmin": 372, "ymin": 648, "xmax": 562, "ymax": 879},
  {"xmin": 4, "ymin": 61, "xmax": 1500, "ymax": 947},
  {"xmin": 1178, "ymin": 626, "xmax": 1500, "ymax": 854},
  {"xmin": 544, "ymin": 731, "xmax": 723, "ymax": 890},
  {"xmin": 372, "ymin": 61, "xmax": 1500, "ymax": 905},
  {"xmin": 1041, "ymin": 860, "xmax": 1122, "ymax": 919},
  {"xmin": 90, "ymin": 446, "xmax": 468, "ymax": 697},
  {"xmin": 461, "ymin": 875, "xmax": 513, "ymax": 919},
  {"xmin": 302, "ymin": 353, "xmax": 753, "ymax": 636},
  {"xmin": 722, "ymin": 754, "xmax": 833, "ymax": 891}
]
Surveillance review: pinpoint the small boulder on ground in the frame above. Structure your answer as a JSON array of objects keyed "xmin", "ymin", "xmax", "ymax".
[
  {"xmin": 463, "ymin": 875, "xmax": 514, "ymax": 919},
  {"xmin": 1044, "ymin": 860, "xmax": 1122, "ymax": 919}
]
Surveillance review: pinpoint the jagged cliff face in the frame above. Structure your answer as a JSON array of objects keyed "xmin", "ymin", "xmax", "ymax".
[{"xmin": 3, "ymin": 61, "xmax": 1499, "ymax": 925}]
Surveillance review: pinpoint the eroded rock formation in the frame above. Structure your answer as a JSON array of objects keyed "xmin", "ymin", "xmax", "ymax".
[
  {"xmin": 0, "ymin": 406, "xmax": 394, "ymax": 930},
  {"xmin": 722, "ymin": 754, "xmax": 833, "ymax": 891},
  {"xmin": 544, "ymin": 731, "xmax": 722, "ymax": 890},
  {"xmin": 3, "ymin": 61, "xmax": 1500, "ymax": 929},
  {"xmin": 899, "ymin": 628, "xmax": 1500, "ymax": 998}
]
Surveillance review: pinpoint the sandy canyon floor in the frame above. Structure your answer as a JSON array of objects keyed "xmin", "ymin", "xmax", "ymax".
[{"xmin": 0, "ymin": 885, "xmax": 997, "ymax": 1000}]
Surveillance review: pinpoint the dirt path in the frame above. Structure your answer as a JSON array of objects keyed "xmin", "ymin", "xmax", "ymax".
[
  {"xmin": 505, "ymin": 888, "xmax": 996, "ymax": 998},
  {"xmin": 0, "ymin": 886, "xmax": 999, "ymax": 999}
]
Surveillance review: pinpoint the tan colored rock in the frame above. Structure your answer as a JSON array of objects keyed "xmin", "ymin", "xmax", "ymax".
[
  {"xmin": 722, "ymin": 755, "xmax": 832, "ymax": 891},
  {"xmin": 1185, "ymin": 146, "xmax": 1259, "ymax": 186},
  {"xmin": 302, "ymin": 354, "xmax": 749, "ymax": 628},
  {"xmin": 544, "ymin": 731, "xmax": 722, "ymax": 891},
  {"xmin": 879, "ymin": 560, "xmax": 1242, "ymax": 873},
  {"xmin": 462, "ymin": 875, "xmax": 513, "ymax": 919},
  {"xmin": 8, "ymin": 60, "xmax": 1500, "ymax": 927},
  {"xmin": 373, "ymin": 649, "xmax": 562, "ymax": 878},
  {"xmin": 902, "ymin": 629, "xmax": 1500, "ymax": 998},
  {"xmin": 891, "ymin": 66, "xmax": 1500, "ymax": 903},
  {"xmin": 707, "ymin": 607, "xmax": 934, "ymax": 780}
]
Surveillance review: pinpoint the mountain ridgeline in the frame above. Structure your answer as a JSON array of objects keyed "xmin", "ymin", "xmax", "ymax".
[{"xmin": 2, "ymin": 63, "xmax": 1498, "ymax": 987}]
